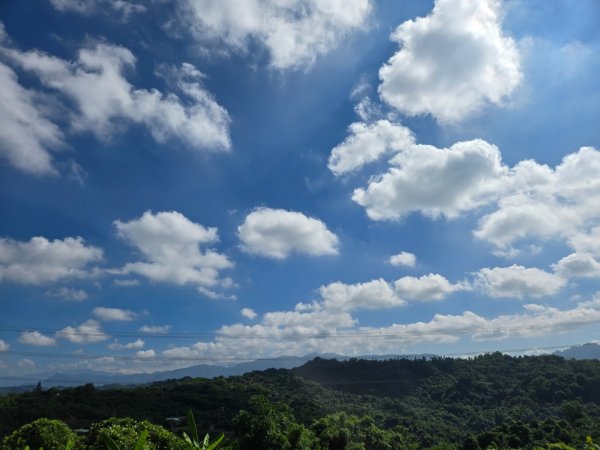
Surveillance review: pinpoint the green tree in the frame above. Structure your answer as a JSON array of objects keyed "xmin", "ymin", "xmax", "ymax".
[
  {"xmin": 233, "ymin": 396, "xmax": 314, "ymax": 450},
  {"xmin": 85, "ymin": 417, "xmax": 187, "ymax": 450},
  {"xmin": 0, "ymin": 418, "xmax": 77, "ymax": 450},
  {"xmin": 312, "ymin": 413, "xmax": 417, "ymax": 450}
]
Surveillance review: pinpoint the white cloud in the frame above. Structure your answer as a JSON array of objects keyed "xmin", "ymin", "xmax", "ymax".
[
  {"xmin": 379, "ymin": 0, "xmax": 521, "ymax": 122},
  {"xmin": 162, "ymin": 291, "xmax": 600, "ymax": 361},
  {"xmin": 394, "ymin": 273, "xmax": 463, "ymax": 302},
  {"xmin": 180, "ymin": 0, "xmax": 372, "ymax": 69},
  {"xmin": 474, "ymin": 194, "xmax": 569, "ymax": 250},
  {"xmin": 318, "ymin": 279, "xmax": 405, "ymax": 311},
  {"xmin": 0, "ymin": 340, "xmax": 9, "ymax": 352},
  {"xmin": 474, "ymin": 147, "xmax": 600, "ymax": 251},
  {"xmin": 553, "ymin": 253, "xmax": 600, "ymax": 279},
  {"xmin": 93, "ymin": 307, "xmax": 137, "ymax": 322},
  {"xmin": 113, "ymin": 278, "xmax": 140, "ymax": 287},
  {"xmin": 136, "ymin": 349, "xmax": 156, "ymax": 359},
  {"xmin": 138, "ymin": 324, "xmax": 171, "ymax": 334},
  {"xmin": 353, "ymin": 139, "xmax": 506, "ymax": 220},
  {"xmin": 238, "ymin": 207, "xmax": 339, "ymax": 259},
  {"xmin": 164, "ymin": 277, "xmax": 407, "ymax": 361},
  {"xmin": 45, "ymin": 287, "xmax": 88, "ymax": 301},
  {"xmin": 18, "ymin": 331, "xmax": 57, "ymax": 346},
  {"xmin": 569, "ymin": 227, "xmax": 600, "ymax": 257},
  {"xmin": 328, "ymin": 120, "xmax": 415, "ymax": 176},
  {"xmin": 474, "ymin": 265, "xmax": 566, "ymax": 299},
  {"xmin": 56, "ymin": 320, "xmax": 109, "ymax": 343},
  {"xmin": 49, "ymin": 0, "xmax": 146, "ymax": 18},
  {"xmin": 0, "ymin": 61, "xmax": 64, "ymax": 174},
  {"xmin": 471, "ymin": 298, "xmax": 600, "ymax": 340},
  {"xmin": 108, "ymin": 338, "xmax": 145, "ymax": 350},
  {"xmin": 18, "ymin": 358, "xmax": 36, "ymax": 369},
  {"xmin": 114, "ymin": 210, "xmax": 233, "ymax": 296},
  {"xmin": 240, "ymin": 308, "xmax": 257, "ymax": 320},
  {"xmin": 3, "ymin": 40, "xmax": 231, "ymax": 155},
  {"xmin": 198, "ymin": 286, "xmax": 237, "ymax": 300},
  {"xmin": 388, "ymin": 251, "xmax": 416, "ymax": 267},
  {"xmin": 0, "ymin": 236, "xmax": 103, "ymax": 284},
  {"xmin": 331, "ymin": 115, "xmax": 600, "ymax": 261}
]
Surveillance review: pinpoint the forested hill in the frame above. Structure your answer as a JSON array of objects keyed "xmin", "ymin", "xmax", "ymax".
[
  {"xmin": 293, "ymin": 353, "xmax": 600, "ymax": 401},
  {"xmin": 3, "ymin": 353, "xmax": 600, "ymax": 448}
]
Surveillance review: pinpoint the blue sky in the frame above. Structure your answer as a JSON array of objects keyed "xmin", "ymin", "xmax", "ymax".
[{"xmin": 1, "ymin": 0, "xmax": 600, "ymax": 381}]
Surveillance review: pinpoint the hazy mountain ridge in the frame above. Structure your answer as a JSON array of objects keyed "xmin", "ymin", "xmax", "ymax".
[
  {"xmin": 8, "ymin": 342, "xmax": 598, "ymax": 392},
  {"xmin": 2, "ymin": 352, "xmax": 435, "ymax": 391},
  {"xmin": 554, "ymin": 342, "xmax": 600, "ymax": 359}
]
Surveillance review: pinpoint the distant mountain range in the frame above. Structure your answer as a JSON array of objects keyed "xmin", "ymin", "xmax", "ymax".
[
  {"xmin": 1, "ymin": 352, "xmax": 435, "ymax": 391},
  {"xmin": 7, "ymin": 344, "xmax": 599, "ymax": 392},
  {"xmin": 554, "ymin": 342, "xmax": 600, "ymax": 360}
]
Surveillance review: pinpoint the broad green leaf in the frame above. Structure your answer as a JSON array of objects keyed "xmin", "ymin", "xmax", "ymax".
[
  {"xmin": 187, "ymin": 409, "xmax": 199, "ymax": 444},
  {"xmin": 100, "ymin": 433, "xmax": 121, "ymax": 450},
  {"xmin": 183, "ymin": 431, "xmax": 194, "ymax": 445},
  {"xmin": 133, "ymin": 429, "xmax": 149, "ymax": 450},
  {"xmin": 205, "ymin": 433, "xmax": 224, "ymax": 450}
]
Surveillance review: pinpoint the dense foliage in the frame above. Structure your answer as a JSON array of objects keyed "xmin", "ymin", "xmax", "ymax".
[
  {"xmin": 3, "ymin": 353, "xmax": 600, "ymax": 448},
  {"xmin": 0, "ymin": 418, "xmax": 76, "ymax": 450},
  {"xmin": 84, "ymin": 418, "xmax": 187, "ymax": 450}
]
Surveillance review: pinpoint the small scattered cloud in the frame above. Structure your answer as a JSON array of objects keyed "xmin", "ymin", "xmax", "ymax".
[
  {"xmin": 240, "ymin": 308, "xmax": 257, "ymax": 320},
  {"xmin": 49, "ymin": 0, "xmax": 146, "ymax": 19},
  {"xmin": 113, "ymin": 279, "xmax": 140, "ymax": 287},
  {"xmin": 198, "ymin": 286, "xmax": 237, "ymax": 300},
  {"xmin": 238, "ymin": 207, "xmax": 339, "ymax": 259},
  {"xmin": 66, "ymin": 161, "xmax": 88, "ymax": 185},
  {"xmin": 18, "ymin": 331, "xmax": 57, "ymax": 346},
  {"xmin": 0, "ymin": 61, "xmax": 64, "ymax": 174},
  {"xmin": 138, "ymin": 325, "xmax": 171, "ymax": 334},
  {"xmin": 473, "ymin": 147, "xmax": 600, "ymax": 252},
  {"xmin": 553, "ymin": 253, "xmax": 600, "ymax": 279},
  {"xmin": 352, "ymin": 139, "xmax": 505, "ymax": 220},
  {"xmin": 18, "ymin": 358, "xmax": 36, "ymax": 369},
  {"xmin": 179, "ymin": 0, "xmax": 372, "ymax": 69},
  {"xmin": 45, "ymin": 287, "xmax": 88, "ymax": 301},
  {"xmin": 394, "ymin": 273, "xmax": 464, "ymax": 302},
  {"xmin": 0, "ymin": 340, "xmax": 9, "ymax": 352},
  {"xmin": 107, "ymin": 338, "xmax": 144, "ymax": 350},
  {"xmin": 388, "ymin": 251, "xmax": 416, "ymax": 268},
  {"xmin": 318, "ymin": 279, "xmax": 405, "ymax": 311},
  {"xmin": 328, "ymin": 120, "xmax": 414, "ymax": 176},
  {"xmin": 56, "ymin": 320, "xmax": 109, "ymax": 343},
  {"xmin": 569, "ymin": 227, "xmax": 600, "ymax": 257},
  {"xmin": 379, "ymin": 0, "xmax": 521, "ymax": 123},
  {"xmin": 92, "ymin": 307, "xmax": 137, "ymax": 322},
  {"xmin": 0, "ymin": 236, "xmax": 103, "ymax": 285},
  {"xmin": 114, "ymin": 210, "xmax": 233, "ymax": 296},
  {"xmin": 136, "ymin": 349, "xmax": 156, "ymax": 359},
  {"xmin": 474, "ymin": 265, "xmax": 566, "ymax": 299}
]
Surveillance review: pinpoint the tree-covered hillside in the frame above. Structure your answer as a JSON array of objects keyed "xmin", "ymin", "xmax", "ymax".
[{"xmin": 3, "ymin": 353, "xmax": 600, "ymax": 449}]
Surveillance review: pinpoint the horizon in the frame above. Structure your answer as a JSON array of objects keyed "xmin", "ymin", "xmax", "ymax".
[
  {"xmin": 0, "ymin": 346, "xmax": 585, "ymax": 389},
  {"xmin": 2, "ymin": 0, "xmax": 600, "ymax": 383}
]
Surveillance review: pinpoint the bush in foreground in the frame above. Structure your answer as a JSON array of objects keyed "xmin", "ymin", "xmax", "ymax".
[
  {"xmin": 84, "ymin": 417, "xmax": 187, "ymax": 450},
  {"xmin": 0, "ymin": 418, "xmax": 77, "ymax": 450}
]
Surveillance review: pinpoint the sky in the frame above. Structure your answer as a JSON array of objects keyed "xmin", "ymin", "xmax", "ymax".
[{"xmin": 1, "ymin": 0, "xmax": 600, "ymax": 382}]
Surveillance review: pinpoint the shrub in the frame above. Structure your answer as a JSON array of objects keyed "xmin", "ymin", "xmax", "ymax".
[
  {"xmin": 84, "ymin": 417, "xmax": 186, "ymax": 450},
  {"xmin": 0, "ymin": 418, "xmax": 77, "ymax": 450}
]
